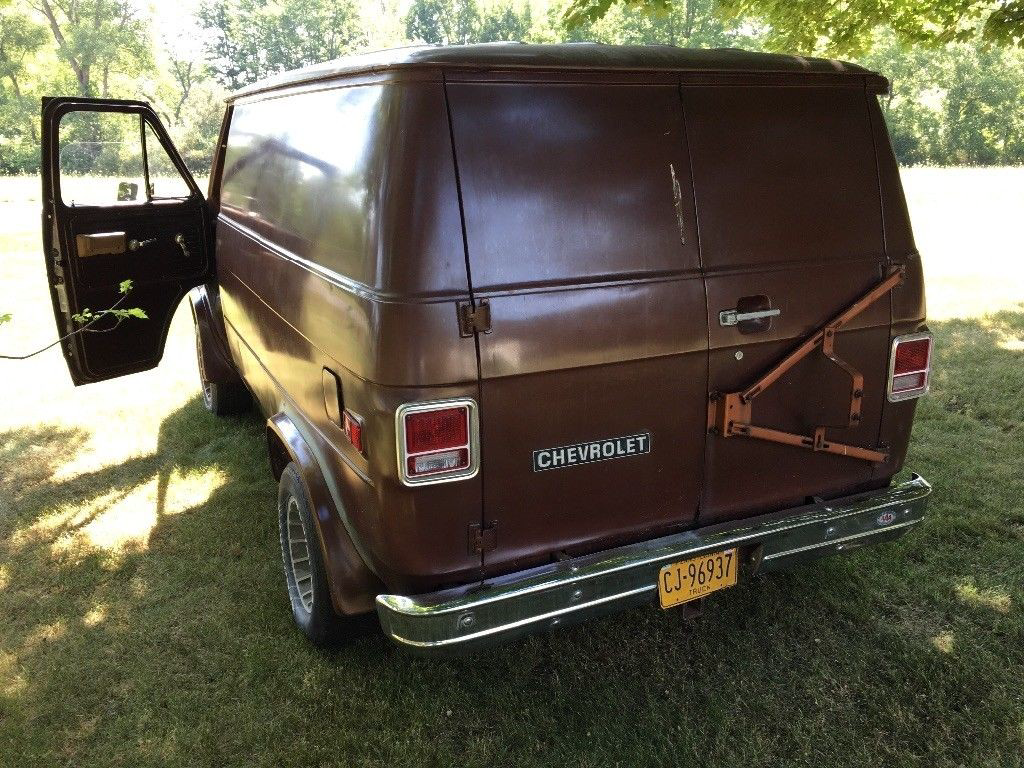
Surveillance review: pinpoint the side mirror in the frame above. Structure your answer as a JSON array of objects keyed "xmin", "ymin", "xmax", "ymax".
[{"xmin": 117, "ymin": 181, "xmax": 138, "ymax": 202}]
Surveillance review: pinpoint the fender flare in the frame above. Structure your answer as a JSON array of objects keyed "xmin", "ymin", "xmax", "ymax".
[
  {"xmin": 267, "ymin": 411, "xmax": 382, "ymax": 616},
  {"xmin": 188, "ymin": 284, "xmax": 242, "ymax": 385}
]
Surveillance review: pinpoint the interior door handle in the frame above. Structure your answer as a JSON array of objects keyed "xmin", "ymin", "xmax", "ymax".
[
  {"xmin": 174, "ymin": 233, "xmax": 191, "ymax": 258},
  {"xmin": 719, "ymin": 307, "xmax": 781, "ymax": 327}
]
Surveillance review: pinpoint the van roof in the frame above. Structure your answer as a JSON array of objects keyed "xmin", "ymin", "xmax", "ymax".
[{"xmin": 229, "ymin": 43, "xmax": 881, "ymax": 100}]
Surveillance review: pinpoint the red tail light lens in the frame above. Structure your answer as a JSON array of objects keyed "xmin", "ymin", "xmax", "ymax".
[
  {"xmin": 397, "ymin": 400, "xmax": 478, "ymax": 485},
  {"xmin": 893, "ymin": 338, "xmax": 931, "ymax": 375},
  {"xmin": 888, "ymin": 333, "xmax": 932, "ymax": 401},
  {"xmin": 404, "ymin": 407, "xmax": 469, "ymax": 454}
]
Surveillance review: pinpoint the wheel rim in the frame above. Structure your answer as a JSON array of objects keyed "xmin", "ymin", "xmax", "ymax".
[
  {"xmin": 201, "ymin": 381, "xmax": 214, "ymax": 409},
  {"xmin": 196, "ymin": 331, "xmax": 214, "ymax": 409},
  {"xmin": 286, "ymin": 497, "xmax": 314, "ymax": 613}
]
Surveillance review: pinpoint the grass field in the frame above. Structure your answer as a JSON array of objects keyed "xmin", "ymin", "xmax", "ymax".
[{"xmin": 1, "ymin": 169, "xmax": 1023, "ymax": 767}]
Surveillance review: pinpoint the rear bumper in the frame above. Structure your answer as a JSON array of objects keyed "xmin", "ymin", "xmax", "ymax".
[{"xmin": 376, "ymin": 473, "xmax": 931, "ymax": 654}]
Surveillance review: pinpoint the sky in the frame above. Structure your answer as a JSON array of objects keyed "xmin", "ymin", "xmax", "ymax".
[{"xmin": 146, "ymin": 0, "xmax": 206, "ymax": 59}]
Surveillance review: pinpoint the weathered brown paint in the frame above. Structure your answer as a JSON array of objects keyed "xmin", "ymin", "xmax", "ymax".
[
  {"xmin": 40, "ymin": 45, "xmax": 926, "ymax": 613},
  {"xmin": 446, "ymin": 78, "xmax": 708, "ymax": 573}
]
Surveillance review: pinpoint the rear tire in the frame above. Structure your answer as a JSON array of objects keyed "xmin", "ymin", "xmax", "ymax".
[
  {"xmin": 195, "ymin": 326, "xmax": 250, "ymax": 416},
  {"xmin": 278, "ymin": 463, "xmax": 366, "ymax": 647}
]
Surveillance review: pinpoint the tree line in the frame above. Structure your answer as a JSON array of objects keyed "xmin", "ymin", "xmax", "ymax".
[{"xmin": 2, "ymin": 0, "xmax": 1024, "ymax": 174}]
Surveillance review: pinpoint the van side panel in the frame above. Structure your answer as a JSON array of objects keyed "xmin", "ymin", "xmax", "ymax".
[
  {"xmin": 447, "ymin": 77, "xmax": 709, "ymax": 573},
  {"xmin": 868, "ymin": 94, "xmax": 926, "ymax": 478},
  {"xmin": 684, "ymin": 83, "xmax": 892, "ymax": 523},
  {"xmin": 216, "ymin": 79, "xmax": 484, "ymax": 597}
]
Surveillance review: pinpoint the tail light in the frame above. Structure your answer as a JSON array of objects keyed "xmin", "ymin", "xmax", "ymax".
[
  {"xmin": 396, "ymin": 399, "xmax": 479, "ymax": 485},
  {"xmin": 888, "ymin": 332, "xmax": 933, "ymax": 402}
]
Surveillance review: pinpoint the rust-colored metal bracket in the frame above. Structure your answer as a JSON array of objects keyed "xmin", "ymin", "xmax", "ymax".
[{"xmin": 708, "ymin": 267, "xmax": 905, "ymax": 464}]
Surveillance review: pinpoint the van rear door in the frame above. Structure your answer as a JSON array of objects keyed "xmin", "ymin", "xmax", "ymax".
[
  {"xmin": 446, "ymin": 76, "xmax": 707, "ymax": 572},
  {"xmin": 40, "ymin": 98, "xmax": 212, "ymax": 384},
  {"xmin": 682, "ymin": 81, "xmax": 892, "ymax": 525}
]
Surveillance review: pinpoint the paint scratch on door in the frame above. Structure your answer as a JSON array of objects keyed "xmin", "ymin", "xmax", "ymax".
[{"xmin": 670, "ymin": 163, "xmax": 685, "ymax": 245}]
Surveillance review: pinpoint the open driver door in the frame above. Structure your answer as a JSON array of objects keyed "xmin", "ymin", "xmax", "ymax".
[{"xmin": 41, "ymin": 97, "xmax": 213, "ymax": 384}]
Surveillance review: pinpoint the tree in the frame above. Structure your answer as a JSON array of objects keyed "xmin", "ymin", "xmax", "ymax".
[
  {"xmin": 404, "ymin": 0, "xmax": 536, "ymax": 45},
  {"xmin": 166, "ymin": 57, "xmax": 201, "ymax": 125},
  {"xmin": 550, "ymin": 0, "xmax": 747, "ymax": 47},
  {"xmin": 478, "ymin": 2, "xmax": 532, "ymax": 42},
  {"xmin": 198, "ymin": 0, "xmax": 367, "ymax": 90},
  {"xmin": 0, "ymin": 5, "xmax": 46, "ymax": 163},
  {"xmin": 606, "ymin": 0, "xmax": 745, "ymax": 46},
  {"xmin": 860, "ymin": 29, "xmax": 947, "ymax": 165},
  {"xmin": 169, "ymin": 84, "xmax": 226, "ymax": 175},
  {"xmin": 135, "ymin": 40, "xmax": 227, "ymax": 176},
  {"xmin": 938, "ymin": 43, "xmax": 1024, "ymax": 163},
  {"xmin": 2, "ymin": 0, "xmax": 152, "ymax": 173},
  {"xmin": 564, "ymin": 0, "xmax": 1024, "ymax": 55},
  {"xmin": 29, "ymin": 0, "xmax": 152, "ymax": 97},
  {"xmin": 405, "ymin": 0, "xmax": 480, "ymax": 45},
  {"xmin": 856, "ymin": 27, "xmax": 1024, "ymax": 165}
]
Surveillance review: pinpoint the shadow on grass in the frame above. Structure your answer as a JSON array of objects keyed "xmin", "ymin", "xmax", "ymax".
[{"xmin": 1, "ymin": 310, "xmax": 1022, "ymax": 768}]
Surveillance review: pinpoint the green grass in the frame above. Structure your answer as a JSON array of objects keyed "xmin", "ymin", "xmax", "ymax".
[{"xmin": 1, "ymin": 171, "xmax": 1023, "ymax": 767}]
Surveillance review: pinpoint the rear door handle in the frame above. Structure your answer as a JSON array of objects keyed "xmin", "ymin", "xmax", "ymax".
[{"xmin": 719, "ymin": 308, "xmax": 781, "ymax": 327}]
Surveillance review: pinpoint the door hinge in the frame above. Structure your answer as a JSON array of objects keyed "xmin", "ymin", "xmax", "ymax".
[
  {"xmin": 457, "ymin": 300, "xmax": 491, "ymax": 338},
  {"xmin": 468, "ymin": 521, "xmax": 497, "ymax": 554},
  {"xmin": 53, "ymin": 282, "xmax": 69, "ymax": 314}
]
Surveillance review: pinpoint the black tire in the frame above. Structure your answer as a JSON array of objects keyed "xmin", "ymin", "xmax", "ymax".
[
  {"xmin": 200, "ymin": 379, "xmax": 251, "ymax": 416},
  {"xmin": 195, "ymin": 326, "xmax": 250, "ymax": 416},
  {"xmin": 278, "ymin": 463, "xmax": 366, "ymax": 647}
]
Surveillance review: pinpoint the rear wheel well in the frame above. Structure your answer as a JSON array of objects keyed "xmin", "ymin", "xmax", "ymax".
[{"xmin": 267, "ymin": 427, "xmax": 291, "ymax": 481}]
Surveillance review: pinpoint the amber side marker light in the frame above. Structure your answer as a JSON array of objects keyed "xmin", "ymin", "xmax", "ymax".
[
  {"xmin": 396, "ymin": 399, "xmax": 479, "ymax": 485},
  {"xmin": 888, "ymin": 333, "xmax": 933, "ymax": 402}
]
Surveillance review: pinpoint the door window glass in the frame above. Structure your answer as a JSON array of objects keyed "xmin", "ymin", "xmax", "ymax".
[
  {"xmin": 144, "ymin": 122, "xmax": 191, "ymax": 199},
  {"xmin": 59, "ymin": 111, "xmax": 145, "ymax": 206},
  {"xmin": 59, "ymin": 110, "xmax": 192, "ymax": 206}
]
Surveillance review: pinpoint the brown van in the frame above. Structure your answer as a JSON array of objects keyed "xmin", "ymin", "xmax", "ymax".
[{"xmin": 40, "ymin": 44, "xmax": 932, "ymax": 653}]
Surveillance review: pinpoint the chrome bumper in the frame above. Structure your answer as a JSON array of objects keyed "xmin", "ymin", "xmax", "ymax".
[{"xmin": 376, "ymin": 474, "xmax": 931, "ymax": 654}]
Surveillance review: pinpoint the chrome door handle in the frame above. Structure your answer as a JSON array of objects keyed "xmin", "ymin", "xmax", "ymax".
[
  {"xmin": 719, "ymin": 308, "xmax": 781, "ymax": 327},
  {"xmin": 128, "ymin": 237, "xmax": 157, "ymax": 251},
  {"xmin": 174, "ymin": 233, "xmax": 191, "ymax": 258}
]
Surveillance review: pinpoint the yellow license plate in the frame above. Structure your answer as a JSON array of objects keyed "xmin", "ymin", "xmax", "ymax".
[{"xmin": 658, "ymin": 548, "xmax": 738, "ymax": 609}]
